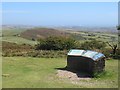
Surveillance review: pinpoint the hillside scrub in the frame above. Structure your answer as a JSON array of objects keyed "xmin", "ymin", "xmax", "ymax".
[
  {"xmin": 2, "ymin": 40, "xmax": 120, "ymax": 59},
  {"xmin": 2, "ymin": 41, "xmax": 33, "ymax": 50},
  {"xmin": 35, "ymin": 36, "xmax": 77, "ymax": 50},
  {"xmin": 79, "ymin": 40, "xmax": 106, "ymax": 50},
  {"xmin": 2, "ymin": 41, "xmax": 68, "ymax": 58},
  {"xmin": 3, "ymin": 50, "xmax": 67, "ymax": 58}
]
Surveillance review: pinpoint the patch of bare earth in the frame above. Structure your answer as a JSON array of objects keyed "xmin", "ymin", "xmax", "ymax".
[{"xmin": 56, "ymin": 70, "xmax": 91, "ymax": 85}]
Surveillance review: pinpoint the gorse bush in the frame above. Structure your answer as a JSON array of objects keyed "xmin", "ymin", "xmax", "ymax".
[
  {"xmin": 80, "ymin": 40, "xmax": 106, "ymax": 50},
  {"xmin": 101, "ymin": 48, "xmax": 112, "ymax": 58},
  {"xmin": 35, "ymin": 36, "xmax": 77, "ymax": 50}
]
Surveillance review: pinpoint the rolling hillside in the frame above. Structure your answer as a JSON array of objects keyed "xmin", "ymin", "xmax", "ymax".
[
  {"xmin": 2, "ymin": 25, "xmax": 118, "ymax": 46},
  {"xmin": 20, "ymin": 28, "xmax": 70, "ymax": 40}
]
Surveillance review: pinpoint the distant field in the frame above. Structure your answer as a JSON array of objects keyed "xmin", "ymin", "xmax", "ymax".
[
  {"xmin": 2, "ymin": 29, "xmax": 26, "ymax": 36},
  {"xmin": 2, "ymin": 28, "xmax": 118, "ymax": 46},
  {"xmin": 71, "ymin": 31, "xmax": 118, "ymax": 42},
  {"xmin": 2, "ymin": 29, "xmax": 37, "ymax": 45},
  {"xmin": 2, "ymin": 36, "xmax": 37, "ymax": 45},
  {"xmin": 2, "ymin": 57, "xmax": 118, "ymax": 88}
]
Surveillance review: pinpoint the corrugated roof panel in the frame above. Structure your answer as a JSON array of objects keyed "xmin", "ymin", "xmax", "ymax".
[
  {"xmin": 82, "ymin": 50, "xmax": 98, "ymax": 58},
  {"xmin": 93, "ymin": 53, "xmax": 105, "ymax": 60},
  {"xmin": 68, "ymin": 49, "xmax": 85, "ymax": 56},
  {"xmin": 67, "ymin": 49, "xmax": 105, "ymax": 60}
]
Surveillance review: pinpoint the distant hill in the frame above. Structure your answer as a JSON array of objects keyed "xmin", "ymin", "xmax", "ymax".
[
  {"xmin": 20, "ymin": 28, "xmax": 70, "ymax": 40},
  {"xmin": 2, "ymin": 25, "xmax": 35, "ymax": 30},
  {"xmin": 53, "ymin": 26, "xmax": 118, "ymax": 33},
  {"xmin": 2, "ymin": 25, "xmax": 117, "ymax": 33}
]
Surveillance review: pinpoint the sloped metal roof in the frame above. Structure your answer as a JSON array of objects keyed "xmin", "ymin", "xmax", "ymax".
[
  {"xmin": 67, "ymin": 49, "xmax": 105, "ymax": 61},
  {"xmin": 68, "ymin": 49, "xmax": 85, "ymax": 56}
]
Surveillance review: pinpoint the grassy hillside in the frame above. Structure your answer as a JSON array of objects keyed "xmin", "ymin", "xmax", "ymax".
[
  {"xmin": 20, "ymin": 28, "xmax": 70, "ymax": 40},
  {"xmin": 2, "ymin": 27, "xmax": 118, "ymax": 46},
  {"xmin": 2, "ymin": 28, "xmax": 37, "ymax": 45},
  {"xmin": 20, "ymin": 27, "xmax": 118, "ymax": 42},
  {"xmin": 2, "ymin": 57, "xmax": 118, "ymax": 88},
  {"xmin": 69, "ymin": 30, "xmax": 118, "ymax": 42},
  {"xmin": 2, "ymin": 36, "xmax": 37, "ymax": 45},
  {"xmin": 2, "ymin": 28, "xmax": 26, "ymax": 36}
]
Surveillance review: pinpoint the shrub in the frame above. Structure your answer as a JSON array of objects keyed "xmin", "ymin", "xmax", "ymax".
[
  {"xmin": 80, "ymin": 40, "xmax": 106, "ymax": 50},
  {"xmin": 101, "ymin": 48, "xmax": 112, "ymax": 58},
  {"xmin": 35, "ymin": 36, "xmax": 77, "ymax": 50}
]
